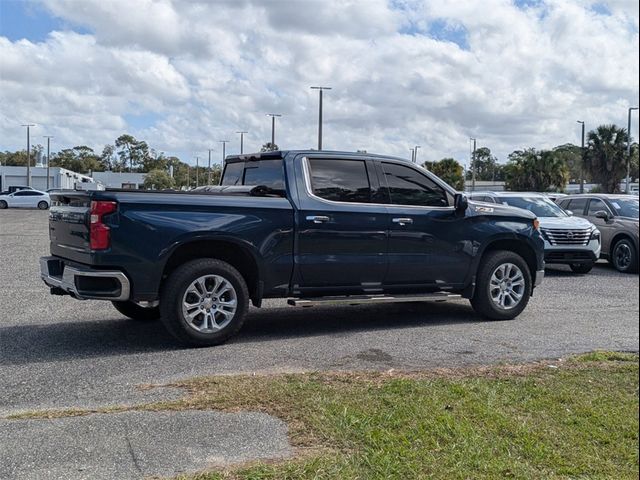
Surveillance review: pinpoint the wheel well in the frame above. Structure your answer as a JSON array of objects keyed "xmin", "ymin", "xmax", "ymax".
[
  {"xmin": 609, "ymin": 234, "xmax": 636, "ymax": 258},
  {"xmin": 482, "ymin": 239, "xmax": 538, "ymax": 277},
  {"xmin": 162, "ymin": 239, "xmax": 260, "ymax": 300}
]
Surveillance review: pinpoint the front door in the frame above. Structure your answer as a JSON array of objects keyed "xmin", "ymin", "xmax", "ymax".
[{"xmin": 585, "ymin": 197, "xmax": 616, "ymax": 253}]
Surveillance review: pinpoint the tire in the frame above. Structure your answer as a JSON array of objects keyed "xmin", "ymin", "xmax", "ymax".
[
  {"xmin": 611, "ymin": 238, "xmax": 639, "ymax": 274},
  {"xmin": 37, "ymin": 201, "xmax": 49, "ymax": 210},
  {"xmin": 112, "ymin": 301, "xmax": 160, "ymax": 321},
  {"xmin": 471, "ymin": 250, "xmax": 532, "ymax": 320},
  {"xmin": 0, "ymin": 200, "xmax": 7, "ymax": 209},
  {"xmin": 570, "ymin": 263, "xmax": 594, "ymax": 274},
  {"xmin": 159, "ymin": 258, "xmax": 249, "ymax": 347}
]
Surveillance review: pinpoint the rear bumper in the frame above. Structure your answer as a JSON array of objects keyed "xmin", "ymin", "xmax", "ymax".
[{"xmin": 40, "ymin": 256, "xmax": 130, "ymax": 301}]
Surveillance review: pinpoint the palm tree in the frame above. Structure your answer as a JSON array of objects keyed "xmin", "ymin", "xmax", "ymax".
[
  {"xmin": 585, "ymin": 124, "xmax": 628, "ymax": 193},
  {"xmin": 504, "ymin": 149, "xmax": 568, "ymax": 192}
]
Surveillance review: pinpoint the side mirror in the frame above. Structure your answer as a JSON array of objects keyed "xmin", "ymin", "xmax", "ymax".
[
  {"xmin": 566, "ymin": 210, "xmax": 574, "ymax": 216},
  {"xmin": 595, "ymin": 210, "xmax": 610, "ymax": 221},
  {"xmin": 454, "ymin": 193, "xmax": 469, "ymax": 214}
]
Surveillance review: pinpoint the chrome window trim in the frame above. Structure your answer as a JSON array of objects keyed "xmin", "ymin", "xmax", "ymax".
[{"xmin": 301, "ymin": 156, "xmax": 455, "ymax": 211}]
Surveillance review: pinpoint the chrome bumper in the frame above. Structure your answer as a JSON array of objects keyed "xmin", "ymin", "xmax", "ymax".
[
  {"xmin": 534, "ymin": 269, "xmax": 545, "ymax": 287},
  {"xmin": 40, "ymin": 256, "xmax": 130, "ymax": 301}
]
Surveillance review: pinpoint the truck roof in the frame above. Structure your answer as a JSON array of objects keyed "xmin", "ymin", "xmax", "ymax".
[{"xmin": 225, "ymin": 150, "xmax": 408, "ymax": 163}]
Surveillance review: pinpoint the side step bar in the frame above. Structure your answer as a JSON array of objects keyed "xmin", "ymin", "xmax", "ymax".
[{"xmin": 288, "ymin": 292, "xmax": 462, "ymax": 307}]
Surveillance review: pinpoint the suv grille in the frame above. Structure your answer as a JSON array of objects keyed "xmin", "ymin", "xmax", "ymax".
[{"xmin": 541, "ymin": 228, "xmax": 592, "ymax": 246}]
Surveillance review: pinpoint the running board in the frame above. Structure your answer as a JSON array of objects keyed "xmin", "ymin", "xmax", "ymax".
[{"xmin": 287, "ymin": 292, "xmax": 462, "ymax": 307}]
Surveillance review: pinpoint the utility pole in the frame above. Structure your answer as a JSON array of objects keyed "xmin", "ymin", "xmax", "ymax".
[
  {"xmin": 470, "ymin": 138, "xmax": 477, "ymax": 192},
  {"xmin": 413, "ymin": 145, "xmax": 420, "ymax": 164},
  {"xmin": 219, "ymin": 140, "xmax": 229, "ymax": 168},
  {"xmin": 236, "ymin": 131, "xmax": 248, "ymax": 154},
  {"xmin": 626, "ymin": 107, "xmax": 639, "ymax": 193},
  {"xmin": 21, "ymin": 124, "xmax": 35, "ymax": 187},
  {"xmin": 410, "ymin": 148, "xmax": 415, "ymax": 162},
  {"xmin": 310, "ymin": 87, "xmax": 331, "ymax": 150},
  {"xmin": 266, "ymin": 114, "xmax": 281, "ymax": 148},
  {"xmin": 43, "ymin": 135, "xmax": 53, "ymax": 190},
  {"xmin": 208, "ymin": 149, "xmax": 214, "ymax": 185},
  {"xmin": 577, "ymin": 121, "xmax": 585, "ymax": 194},
  {"xmin": 195, "ymin": 156, "xmax": 200, "ymax": 187}
]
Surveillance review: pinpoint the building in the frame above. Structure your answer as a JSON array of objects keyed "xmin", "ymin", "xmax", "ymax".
[
  {"xmin": 0, "ymin": 166, "xmax": 94, "ymax": 192},
  {"xmin": 91, "ymin": 172, "xmax": 147, "ymax": 189}
]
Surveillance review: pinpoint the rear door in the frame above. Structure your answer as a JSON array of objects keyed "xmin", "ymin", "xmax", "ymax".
[{"xmin": 294, "ymin": 155, "xmax": 388, "ymax": 294}]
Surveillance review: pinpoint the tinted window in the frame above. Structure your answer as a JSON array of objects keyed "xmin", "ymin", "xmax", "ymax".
[
  {"xmin": 221, "ymin": 162, "xmax": 245, "ymax": 186},
  {"xmin": 308, "ymin": 159, "xmax": 372, "ymax": 203},
  {"xmin": 587, "ymin": 199, "xmax": 609, "ymax": 216},
  {"xmin": 567, "ymin": 198, "xmax": 588, "ymax": 214},
  {"xmin": 610, "ymin": 198, "xmax": 639, "ymax": 219},
  {"xmin": 382, "ymin": 162, "xmax": 448, "ymax": 207},
  {"xmin": 242, "ymin": 160, "xmax": 285, "ymax": 190},
  {"xmin": 497, "ymin": 196, "xmax": 567, "ymax": 218}
]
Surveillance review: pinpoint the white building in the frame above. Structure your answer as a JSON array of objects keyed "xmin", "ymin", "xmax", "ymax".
[
  {"xmin": 91, "ymin": 172, "xmax": 147, "ymax": 189},
  {"xmin": 0, "ymin": 166, "xmax": 94, "ymax": 192}
]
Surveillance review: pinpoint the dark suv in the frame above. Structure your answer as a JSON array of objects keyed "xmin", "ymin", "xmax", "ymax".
[{"xmin": 557, "ymin": 194, "xmax": 639, "ymax": 273}]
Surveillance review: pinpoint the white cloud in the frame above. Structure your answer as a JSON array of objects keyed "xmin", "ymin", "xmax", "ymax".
[{"xmin": 0, "ymin": 0, "xmax": 638, "ymax": 166}]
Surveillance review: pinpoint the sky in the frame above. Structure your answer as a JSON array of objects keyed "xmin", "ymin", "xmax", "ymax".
[{"xmin": 0, "ymin": 0, "xmax": 638, "ymax": 168}]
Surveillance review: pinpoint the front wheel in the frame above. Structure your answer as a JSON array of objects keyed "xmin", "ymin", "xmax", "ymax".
[
  {"xmin": 612, "ymin": 239, "xmax": 638, "ymax": 274},
  {"xmin": 112, "ymin": 301, "xmax": 160, "ymax": 321},
  {"xmin": 471, "ymin": 250, "xmax": 532, "ymax": 320},
  {"xmin": 37, "ymin": 201, "xmax": 49, "ymax": 210},
  {"xmin": 570, "ymin": 263, "xmax": 594, "ymax": 274},
  {"xmin": 159, "ymin": 258, "xmax": 249, "ymax": 347}
]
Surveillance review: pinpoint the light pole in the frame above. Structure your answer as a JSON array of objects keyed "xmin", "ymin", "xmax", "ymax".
[
  {"xmin": 577, "ymin": 121, "xmax": 585, "ymax": 194},
  {"xmin": 195, "ymin": 156, "xmax": 200, "ymax": 187},
  {"xmin": 470, "ymin": 138, "xmax": 477, "ymax": 192},
  {"xmin": 266, "ymin": 114, "xmax": 281, "ymax": 148},
  {"xmin": 208, "ymin": 148, "xmax": 214, "ymax": 185},
  {"xmin": 413, "ymin": 145, "xmax": 420, "ymax": 164},
  {"xmin": 219, "ymin": 140, "xmax": 229, "ymax": 167},
  {"xmin": 310, "ymin": 86, "xmax": 331, "ymax": 150},
  {"xmin": 626, "ymin": 107, "xmax": 639, "ymax": 193},
  {"xmin": 43, "ymin": 135, "xmax": 53, "ymax": 190},
  {"xmin": 410, "ymin": 148, "xmax": 415, "ymax": 162},
  {"xmin": 21, "ymin": 124, "xmax": 35, "ymax": 186},
  {"xmin": 236, "ymin": 131, "xmax": 248, "ymax": 154}
]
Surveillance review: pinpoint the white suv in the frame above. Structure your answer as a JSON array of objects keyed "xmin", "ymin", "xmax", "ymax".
[{"xmin": 470, "ymin": 192, "xmax": 601, "ymax": 273}]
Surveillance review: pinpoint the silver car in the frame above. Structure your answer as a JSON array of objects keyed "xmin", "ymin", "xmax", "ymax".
[
  {"xmin": 470, "ymin": 192, "xmax": 601, "ymax": 273},
  {"xmin": 557, "ymin": 194, "xmax": 639, "ymax": 273}
]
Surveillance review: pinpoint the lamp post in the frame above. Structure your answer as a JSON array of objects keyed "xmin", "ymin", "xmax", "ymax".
[
  {"xmin": 219, "ymin": 140, "xmax": 229, "ymax": 167},
  {"xmin": 410, "ymin": 148, "xmax": 415, "ymax": 162},
  {"xmin": 626, "ymin": 107, "xmax": 639, "ymax": 194},
  {"xmin": 470, "ymin": 138, "xmax": 477, "ymax": 192},
  {"xmin": 310, "ymin": 86, "xmax": 331, "ymax": 150},
  {"xmin": 195, "ymin": 156, "xmax": 200, "ymax": 187},
  {"xmin": 576, "ymin": 121, "xmax": 585, "ymax": 194},
  {"xmin": 236, "ymin": 131, "xmax": 248, "ymax": 154},
  {"xmin": 21, "ymin": 124, "xmax": 35, "ymax": 186},
  {"xmin": 208, "ymin": 148, "xmax": 214, "ymax": 185},
  {"xmin": 413, "ymin": 145, "xmax": 420, "ymax": 164},
  {"xmin": 43, "ymin": 136, "xmax": 53, "ymax": 190},
  {"xmin": 265, "ymin": 114, "xmax": 281, "ymax": 148}
]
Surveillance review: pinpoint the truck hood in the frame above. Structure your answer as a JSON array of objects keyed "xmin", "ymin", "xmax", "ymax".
[
  {"xmin": 468, "ymin": 200, "xmax": 537, "ymax": 220},
  {"xmin": 537, "ymin": 216, "xmax": 594, "ymax": 230}
]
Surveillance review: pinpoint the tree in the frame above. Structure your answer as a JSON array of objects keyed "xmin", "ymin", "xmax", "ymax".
[
  {"xmin": 504, "ymin": 148, "xmax": 569, "ymax": 192},
  {"xmin": 630, "ymin": 143, "xmax": 639, "ymax": 182},
  {"xmin": 585, "ymin": 124, "xmax": 628, "ymax": 193},
  {"xmin": 422, "ymin": 158, "xmax": 465, "ymax": 190},
  {"xmin": 260, "ymin": 142, "xmax": 279, "ymax": 152},
  {"xmin": 466, "ymin": 147, "xmax": 504, "ymax": 181},
  {"xmin": 50, "ymin": 146, "xmax": 102, "ymax": 173},
  {"xmin": 143, "ymin": 169, "xmax": 175, "ymax": 190},
  {"xmin": 552, "ymin": 143, "xmax": 588, "ymax": 184},
  {"xmin": 100, "ymin": 144, "xmax": 115, "ymax": 171},
  {"xmin": 115, "ymin": 134, "xmax": 150, "ymax": 172}
]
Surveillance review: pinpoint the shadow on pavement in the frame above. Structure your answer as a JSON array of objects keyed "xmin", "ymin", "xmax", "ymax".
[{"xmin": 1, "ymin": 301, "xmax": 478, "ymax": 366}]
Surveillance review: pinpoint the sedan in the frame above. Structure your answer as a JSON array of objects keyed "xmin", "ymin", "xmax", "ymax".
[{"xmin": 0, "ymin": 190, "xmax": 51, "ymax": 209}]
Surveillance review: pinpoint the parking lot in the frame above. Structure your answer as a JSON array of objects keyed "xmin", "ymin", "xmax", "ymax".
[{"xmin": 0, "ymin": 209, "xmax": 638, "ymax": 416}]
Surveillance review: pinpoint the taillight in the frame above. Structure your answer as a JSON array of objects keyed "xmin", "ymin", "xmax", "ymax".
[{"xmin": 90, "ymin": 201, "xmax": 117, "ymax": 250}]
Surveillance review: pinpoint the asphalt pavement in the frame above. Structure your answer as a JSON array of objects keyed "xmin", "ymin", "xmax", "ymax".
[{"xmin": 1, "ymin": 209, "xmax": 638, "ymax": 477}]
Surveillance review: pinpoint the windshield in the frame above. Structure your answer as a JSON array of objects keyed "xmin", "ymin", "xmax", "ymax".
[
  {"xmin": 610, "ymin": 198, "xmax": 639, "ymax": 219},
  {"xmin": 497, "ymin": 196, "xmax": 567, "ymax": 217}
]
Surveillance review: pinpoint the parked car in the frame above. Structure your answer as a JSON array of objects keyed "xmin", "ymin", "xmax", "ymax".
[
  {"xmin": 544, "ymin": 193, "xmax": 567, "ymax": 203},
  {"xmin": 0, "ymin": 189, "xmax": 50, "ymax": 209},
  {"xmin": 41, "ymin": 150, "xmax": 545, "ymax": 346},
  {"xmin": 557, "ymin": 194, "xmax": 639, "ymax": 273},
  {"xmin": 469, "ymin": 192, "xmax": 600, "ymax": 273},
  {"xmin": 0, "ymin": 185, "xmax": 34, "ymax": 196}
]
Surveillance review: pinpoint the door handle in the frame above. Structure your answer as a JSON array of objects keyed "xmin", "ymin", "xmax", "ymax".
[
  {"xmin": 392, "ymin": 217, "xmax": 413, "ymax": 226},
  {"xmin": 306, "ymin": 215, "xmax": 330, "ymax": 224}
]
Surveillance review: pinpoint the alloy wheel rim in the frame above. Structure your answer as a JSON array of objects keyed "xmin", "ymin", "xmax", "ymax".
[
  {"xmin": 489, "ymin": 263, "xmax": 525, "ymax": 310},
  {"xmin": 615, "ymin": 244, "xmax": 631, "ymax": 270},
  {"xmin": 181, "ymin": 274, "xmax": 237, "ymax": 333}
]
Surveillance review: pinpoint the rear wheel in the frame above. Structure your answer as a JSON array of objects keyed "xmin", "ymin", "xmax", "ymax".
[
  {"xmin": 0, "ymin": 200, "xmax": 7, "ymax": 209},
  {"xmin": 37, "ymin": 201, "xmax": 49, "ymax": 210},
  {"xmin": 159, "ymin": 258, "xmax": 249, "ymax": 347},
  {"xmin": 612, "ymin": 239, "xmax": 638, "ymax": 273},
  {"xmin": 112, "ymin": 301, "xmax": 160, "ymax": 321},
  {"xmin": 570, "ymin": 263, "xmax": 594, "ymax": 274},
  {"xmin": 471, "ymin": 250, "xmax": 532, "ymax": 320}
]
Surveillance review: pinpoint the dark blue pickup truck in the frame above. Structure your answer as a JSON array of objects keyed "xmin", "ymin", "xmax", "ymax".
[{"xmin": 41, "ymin": 150, "xmax": 545, "ymax": 346}]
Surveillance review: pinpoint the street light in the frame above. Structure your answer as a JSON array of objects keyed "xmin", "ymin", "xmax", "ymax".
[
  {"xmin": 310, "ymin": 86, "xmax": 331, "ymax": 150},
  {"xmin": 577, "ymin": 121, "xmax": 585, "ymax": 194},
  {"xmin": 208, "ymin": 148, "xmax": 214, "ymax": 185},
  {"xmin": 265, "ymin": 114, "xmax": 281, "ymax": 148},
  {"xmin": 626, "ymin": 107, "xmax": 639, "ymax": 194},
  {"xmin": 236, "ymin": 131, "xmax": 248, "ymax": 155},
  {"xmin": 410, "ymin": 148, "xmax": 415, "ymax": 162},
  {"xmin": 470, "ymin": 138, "xmax": 477, "ymax": 192},
  {"xmin": 21, "ymin": 124, "xmax": 35, "ymax": 186},
  {"xmin": 413, "ymin": 145, "xmax": 420, "ymax": 164},
  {"xmin": 43, "ymin": 136, "xmax": 53, "ymax": 190},
  {"xmin": 219, "ymin": 140, "xmax": 229, "ymax": 166}
]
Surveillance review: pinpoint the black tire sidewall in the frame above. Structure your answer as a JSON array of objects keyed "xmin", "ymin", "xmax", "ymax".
[
  {"xmin": 112, "ymin": 300, "xmax": 160, "ymax": 321},
  {"xmin": 0, "ymin": 201, "xmax": 7, "ymax": 209},
  {"xmin": 613, "ymin": 239, "xmax": 638, "ymax": 273},
  {"xmin": 38, "ymin": 201, "xmax": 48, "ymax": 210},
  {"xmin": 472, "ymin": 250, "xmax": 532, "ymax": 320},
  {"xmin": 159, "ymin": 259, "xmax": 249, "ymax": 346}
]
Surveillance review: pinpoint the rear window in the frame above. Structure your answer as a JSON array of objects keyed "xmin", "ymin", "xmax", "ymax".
[{"xmin": 221, "ymin": 160, "xmax": 285, "ymax": 191}]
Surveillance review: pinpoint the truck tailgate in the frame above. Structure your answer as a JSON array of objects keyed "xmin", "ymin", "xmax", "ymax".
[{"xmin": 48, "ymin": 191, "xmax": 92, "ymax": 261}]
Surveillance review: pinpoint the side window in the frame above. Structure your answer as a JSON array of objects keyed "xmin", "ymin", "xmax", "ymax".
[
  {"xmin": 308, "ymin": 159, "xmax": 372, "ymax": 203},
  {"xmin": 13, "ymin": 191, "xmax": 28, "ymax": 196},
  {"xmin": 587, "ymin": 199, "xmax": 609, "ymax": 216},
  {"xmin": 567, "ymin": 198, "xmax": 588, "ymax": 215},
  {"xmin": 381, "ymin": 162, "xmax": 448, "ymax": 207}
]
